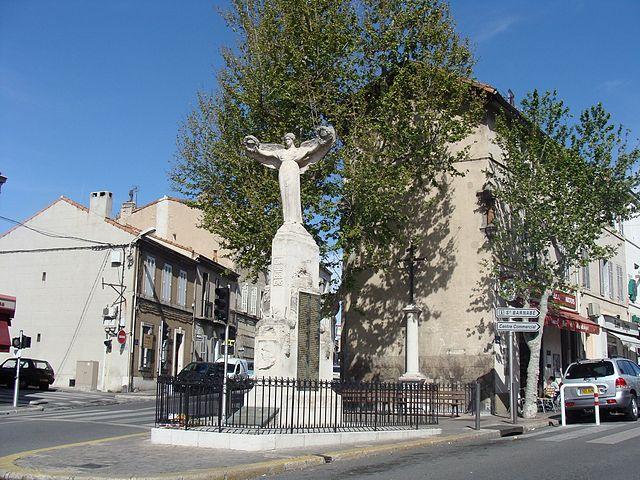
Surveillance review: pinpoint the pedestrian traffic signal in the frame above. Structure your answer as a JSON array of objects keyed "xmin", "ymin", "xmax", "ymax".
[
  {"xmin": 11, "ymin": 335, "xmax": 31, "ymax": 349},
  {"xmin": 214, "ymin": 286, "xmax": 230, "ymax": 323}
]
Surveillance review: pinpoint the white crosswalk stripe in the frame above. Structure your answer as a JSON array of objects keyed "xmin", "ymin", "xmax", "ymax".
[
  {"xmin": 43, "ymin": 407, "xmax": 155, "ymax": 421},
  {"xmin": 528, "ymin": 422, "xmax": 640, "ymax": 445},
  {"xmin": 0, "ymin": 387, "xmax": 115, "ymax": 409},
  {"xmin": 588, "ymin": 426, "xmax": 640, "ymax": 444},
  {"xmin": 537, "ymin": 424, "xmax": 619, "ymax": 442}
]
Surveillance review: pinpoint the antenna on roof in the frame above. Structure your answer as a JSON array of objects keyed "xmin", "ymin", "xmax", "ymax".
[
  {"xmin": 128, "ymin": 186, "xmax": 138, "ymax": 204},
  {"xmin": 507, "ymin": 89, "xmax": 515, "ymax": 107}
]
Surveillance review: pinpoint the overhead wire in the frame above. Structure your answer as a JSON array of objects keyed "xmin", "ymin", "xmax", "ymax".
[{"xmin": 0, "ymin": 215, "xmax": 112, "ymax": 245}]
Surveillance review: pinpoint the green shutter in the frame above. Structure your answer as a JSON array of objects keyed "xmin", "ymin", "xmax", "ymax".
[{"xmin": 629, "ymin": 279, "xmax": 637, "ymax": 303}]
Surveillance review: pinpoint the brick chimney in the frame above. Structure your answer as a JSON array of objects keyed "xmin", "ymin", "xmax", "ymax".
[{"xmin": 89, "ymin": 191, "xmax": 113, "ymax": 218}]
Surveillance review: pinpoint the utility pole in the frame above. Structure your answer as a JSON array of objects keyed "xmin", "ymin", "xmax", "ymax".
[{"xmin": 13, "ymin": 330, "xmax": 23, "ymax": 408}]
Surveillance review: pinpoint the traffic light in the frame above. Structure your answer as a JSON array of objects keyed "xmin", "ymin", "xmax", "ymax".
[
  {"xmin": 214, "ymin": 286, "xmax": 230, "ymax": 323},
  {"xmin": 11, "ymin": 335, "xmax": 31, "ymax": 349}
]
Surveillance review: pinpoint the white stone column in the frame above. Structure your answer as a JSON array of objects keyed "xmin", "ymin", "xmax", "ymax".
[{"xmin": 399, "ymin": 305, "xmax": 426, "ymax": 382}]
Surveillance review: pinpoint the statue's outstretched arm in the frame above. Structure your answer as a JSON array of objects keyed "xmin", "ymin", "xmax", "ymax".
[
  {"xmin": 297, "ymin": 125, "xmax": 336, "ymax": 173},
  {"xmin": 243, "ymin": 136, "xmax": 283, "ymax": 170}
]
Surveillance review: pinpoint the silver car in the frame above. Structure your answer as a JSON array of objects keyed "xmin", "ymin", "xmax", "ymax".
[{"xmin": 563, "ymin": 358, "xmax": 640, "ymax": 421}]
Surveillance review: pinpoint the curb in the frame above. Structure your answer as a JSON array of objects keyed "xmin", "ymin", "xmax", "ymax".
[
  {"xmin": 0, "ymin": 406, "xmax": 44, "ymax": 417},
  {"xmin": 0, "ymin": 425, "xmax": 521, "ymax": 480},
  {"xmin": 0, "ymin": 416, "xmax": 559, "ymax": 480}
]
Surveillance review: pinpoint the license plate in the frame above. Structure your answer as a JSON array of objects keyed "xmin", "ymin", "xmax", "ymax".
[{"xmin": 580, "ymin": 387, "xmax": 594, "ymax": 395}]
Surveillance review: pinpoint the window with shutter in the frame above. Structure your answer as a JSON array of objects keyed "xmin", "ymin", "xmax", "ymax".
[
  {"xmin": 616, "ymin": 265, "xmax": 624, "ymax": 302},
  {"xmin": 162, "ymin": 264, "xmax": 172, "ymax": 302},
  {"xmin": 600, "ymin": 260, "xmax": 606, "ymax": 296},
  {"xmin": 608, "ymin": 262, "xmax": 614, "ymax": 299},
  {"xmin": 241, "ymin": 283, "xmax": 249, "ymax": 312},
  {"xmin": 178, "ymin": 270, "xmax": 187, "ymax": 306},
  {"xmin": 250, "ymin": 286, "xmax": 258, "ymax": 316},
  {"xmin": 144, "ymin": 256, "xmax": 155, "ymax": 296}
]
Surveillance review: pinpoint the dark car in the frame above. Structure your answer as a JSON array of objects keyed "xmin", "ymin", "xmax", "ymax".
[
  {"xmin": 176, "ymin": 362, "xmax": 224, "ymax": 384},
  {"xmin": 0, "ymin": 358, "xmax": 55, "ymax": 390}
]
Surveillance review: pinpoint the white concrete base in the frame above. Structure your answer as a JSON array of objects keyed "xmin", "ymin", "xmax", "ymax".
[{"xmin": 151, "ymin": 426, "xmax": 441, "ymax": 451}]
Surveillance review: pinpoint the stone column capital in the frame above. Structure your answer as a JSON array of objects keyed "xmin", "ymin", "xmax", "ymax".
[{"xmin": 402, "ymin": 304, "xmax": 422, "ymax": 315}]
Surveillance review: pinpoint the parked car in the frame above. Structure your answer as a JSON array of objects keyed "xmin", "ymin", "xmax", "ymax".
[
  {"xmin": 176, "ymin": 362, "xmax": 222, "ymax": 384},
  {"xmin": 215, "ymin": 358, "xmax": 249, "ymax": 381},
  {"xmin": 562, "ymin": 358, "xmax": 640, "ymax": 421},
  {"xmin": 0, "ymin": 358, "xmax": 55, "ymax": 390},
  {"xmin": 246, "ymin": 360, "xmax": 255, "ymax": 379}
]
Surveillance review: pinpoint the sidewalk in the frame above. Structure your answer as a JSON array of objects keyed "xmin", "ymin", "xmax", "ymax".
[{"xmin": 0, "ymin": 412, "xmax": 560, "ymax": 480}]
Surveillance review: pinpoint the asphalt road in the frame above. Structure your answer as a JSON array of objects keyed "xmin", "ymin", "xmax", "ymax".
[
  {"xmin": 272, "ymin": 417, "xmax": 640, "ymax": 480},
  {"xmin": 0, "ymin": 399, "xmax": 155, "ymax": 456}
]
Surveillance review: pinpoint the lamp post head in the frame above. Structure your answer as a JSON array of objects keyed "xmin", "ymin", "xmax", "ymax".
[{"xmin": 0, "ymin": 173, "xmax": 6, "ymax": 193}]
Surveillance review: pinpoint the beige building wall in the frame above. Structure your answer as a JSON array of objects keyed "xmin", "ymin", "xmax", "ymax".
[
  {"xmin": 342, "ymin": 107, "xmax": 505, "ymax": 393},
  {"xmin": 121, "ymin": 197, "xmax": 234, "ymax": 270}
]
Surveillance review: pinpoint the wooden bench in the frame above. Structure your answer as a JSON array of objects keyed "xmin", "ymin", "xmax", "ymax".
[{"xmin": 437, "ymin": 390, "xmax": 468, "ymax": 417}]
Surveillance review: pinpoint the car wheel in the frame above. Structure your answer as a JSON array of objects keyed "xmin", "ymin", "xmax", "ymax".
[
  {"xmin": 625, "ymin": 395, "xmax": 638, "ymax": 421},
  {"xmin": 39, "ymin": 383, "xmax": 50, "ymax": 391}
]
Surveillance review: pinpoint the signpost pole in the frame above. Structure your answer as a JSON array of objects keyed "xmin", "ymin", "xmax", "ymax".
[
  {"xmin": 220, "ymin": 322, "xmax": 230, "ymax": 427},
  {"xmin": 12, "ymin": 330, "xmax": 22, "ymax": 408},
  {"xmin": 508, "ymin": 326, "xmax": 517, "ymax": 424}
]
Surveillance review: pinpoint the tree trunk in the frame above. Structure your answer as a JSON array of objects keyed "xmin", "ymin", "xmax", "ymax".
[{"xmin": 522, "ymin": 289, "xmax": 551, "ymax": 419}]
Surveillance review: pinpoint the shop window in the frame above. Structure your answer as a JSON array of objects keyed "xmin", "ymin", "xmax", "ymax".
[{"xmin": 140, "ymin": 324, "xmax": 155, "ymax": 370}]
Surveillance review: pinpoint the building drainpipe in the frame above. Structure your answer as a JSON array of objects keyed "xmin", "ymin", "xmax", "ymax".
[{"xmin": 128, "ymin": 244, "xmax": 141, "ymax": 392}]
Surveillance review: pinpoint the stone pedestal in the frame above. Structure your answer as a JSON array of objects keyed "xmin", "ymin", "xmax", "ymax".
[
  {"xmin": 399, "ymin": 305, "xmax": 426, "ymax": 382},
  {"xmin": 254, "ymin": 222, "xmax": 332, "ymax": 381}
]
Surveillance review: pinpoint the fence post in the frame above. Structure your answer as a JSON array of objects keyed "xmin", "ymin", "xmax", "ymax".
[{"xmin": 474, "ymin": 381, "xmax": 481, "ymax": 431}]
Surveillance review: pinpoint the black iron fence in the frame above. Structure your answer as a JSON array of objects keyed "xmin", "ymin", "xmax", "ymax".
[
  {"xmin": 156, "ymin": 376, "xmax": 439, "ymax": 433},
  {"xmin": 432, "ymin": 381, "xmax": 474, "ymax": 417}
]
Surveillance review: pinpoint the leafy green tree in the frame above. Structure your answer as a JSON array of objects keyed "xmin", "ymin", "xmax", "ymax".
[
  {"xmin": 490, "ymin": 90, "xmax": 640, "ymax": 418},
  {"xmin": 171, "ymin": 0, "xmax": 483, "ymax": 286}
]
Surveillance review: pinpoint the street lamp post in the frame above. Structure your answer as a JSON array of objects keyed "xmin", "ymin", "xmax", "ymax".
[
  {"xmin": 399, "ymin": 242, "xmax": 427, "ymax": 382},
  {"xmin": 0, "ymin": 172, "xmax": 7, "ymax": 194}
]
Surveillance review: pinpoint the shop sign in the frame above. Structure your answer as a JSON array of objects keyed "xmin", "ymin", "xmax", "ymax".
[
  {"xmin": 551, "ymin": 290, "xmax": 577, "ymax": 310},
  {"xmin": 0, "ymin": 295, "xmax": 16, "ymax": 317},
  {"xmin": 545, "ymin": 314, "xmax": 599, "ymax": 335},
  {"xmin": 142, "ymin": 334, "xmax": 155, "ymax": 349}
]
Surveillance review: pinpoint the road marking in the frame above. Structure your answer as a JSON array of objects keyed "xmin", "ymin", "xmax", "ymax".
[
  {"xmin": 41, "ymin": 407, "xmax": 155, "ymax": 420},
  {"xmin": 520, "ymin": 426, "xmax": 578, "ymax": 438},
  {"xmin": 538, "ymin": 424, "xmax": 619, "ymax": 442},
  {"xmin": 588, "ymin": 426, "xmax": 640, "ymax": 444},
  {"xmin": 46, "ymin": 409, "xmax": 156, "ymax": 421}
]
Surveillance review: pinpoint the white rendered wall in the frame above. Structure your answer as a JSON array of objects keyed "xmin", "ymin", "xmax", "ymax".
[{"xmin": 0, "ymin": 199, "xmax": 136, "ymax": 391}]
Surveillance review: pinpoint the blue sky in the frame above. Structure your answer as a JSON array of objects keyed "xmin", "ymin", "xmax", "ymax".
[{"xmin": 1, "ymin": 0, "xmax": 639, "ymax": 225}]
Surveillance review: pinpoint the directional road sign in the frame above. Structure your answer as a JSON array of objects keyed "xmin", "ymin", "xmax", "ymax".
[
  {"xmin": 495, "ymin": 307, "xmax": 540, "ymax": 319},
  {"xmin": 496, "ymin": 321, "xmax": 541, "ymax": 333}
]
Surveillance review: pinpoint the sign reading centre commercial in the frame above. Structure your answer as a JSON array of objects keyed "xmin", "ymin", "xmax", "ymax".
[
  {"xmin": 496, "ymin": 322, "xmax": 541, "ymax": 333},
  {"xmin": 495, "ymin": 307, "xmax": 540, "ymax": 318}
]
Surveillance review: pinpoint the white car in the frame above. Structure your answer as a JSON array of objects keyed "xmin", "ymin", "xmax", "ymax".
[{"xmin": 215, "ymin": 358, "xmax": 249, "ymax": 381}]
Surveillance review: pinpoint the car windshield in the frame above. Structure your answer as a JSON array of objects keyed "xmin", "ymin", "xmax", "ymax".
[
  {"xmin": 565, "ymin": 361, "xmax": 614, "ymax": 379},
  {"xmin": 182, "ymin": 363, "xmax": 210, "ymax": 374}
]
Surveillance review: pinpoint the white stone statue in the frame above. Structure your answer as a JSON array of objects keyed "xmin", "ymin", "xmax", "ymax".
[{"xmin": 243, "ymin": 126, "xmax": 336, "ymax": 224}]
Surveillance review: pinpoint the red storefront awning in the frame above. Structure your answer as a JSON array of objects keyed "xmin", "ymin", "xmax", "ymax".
[
  {"xmin": 0, "ymin": 320, "xmax": 11, "ymax": 353},
  {"xmin": 545, "ymin": 309, "xmax": 600, "ymax": 335}
]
